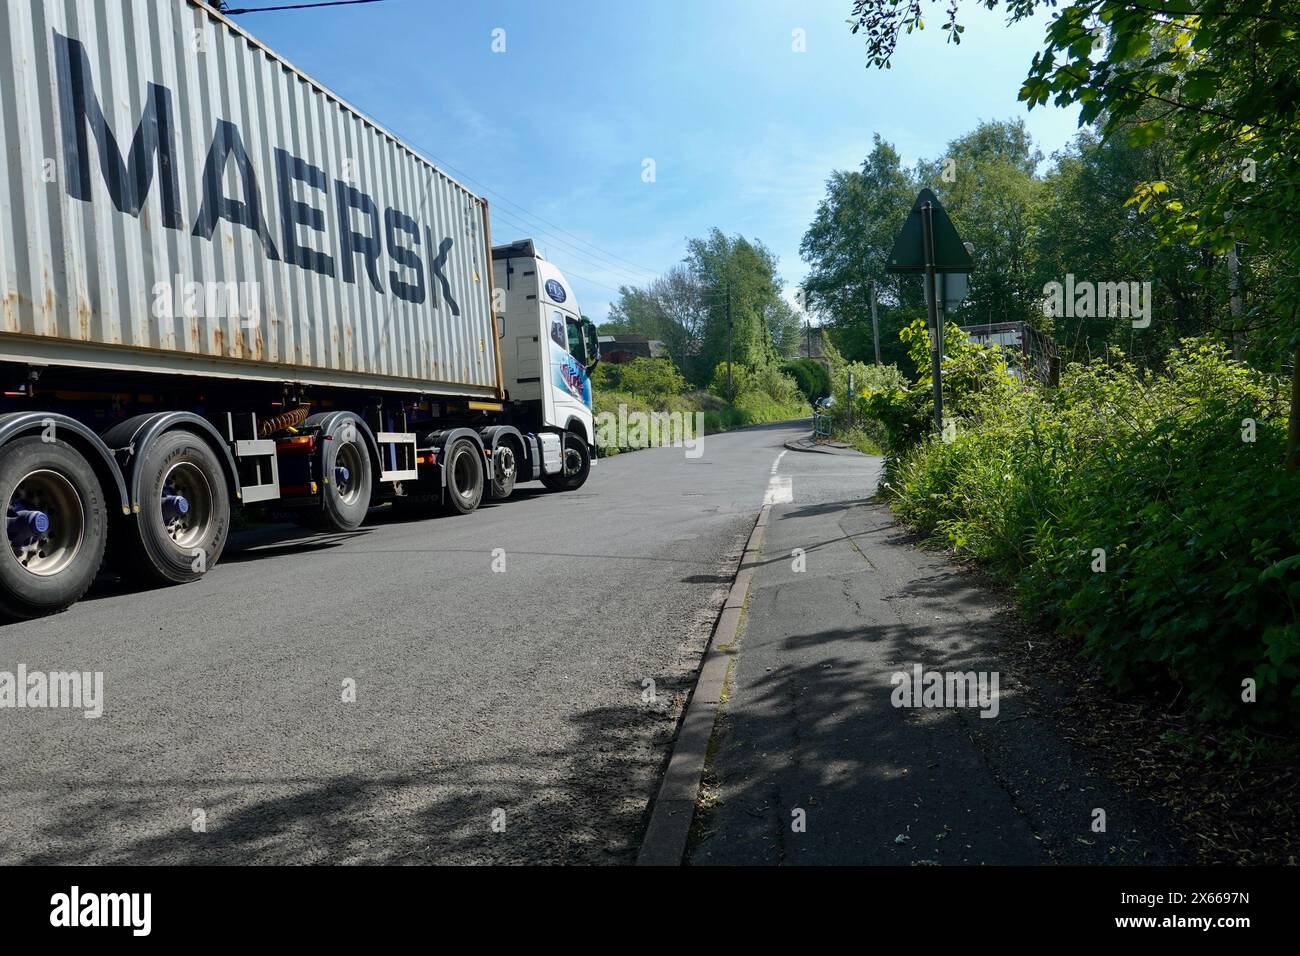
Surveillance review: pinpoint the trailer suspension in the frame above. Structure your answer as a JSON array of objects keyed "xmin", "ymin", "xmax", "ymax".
[{"xmin": 258, "ymin": 405, "xmax": 311, "ymax": 438}]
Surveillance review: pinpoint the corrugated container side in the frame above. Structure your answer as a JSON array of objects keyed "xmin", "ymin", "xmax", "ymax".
[{"xmin": 0, "ymin": 0, "xmax": 500, "ymax": 397}]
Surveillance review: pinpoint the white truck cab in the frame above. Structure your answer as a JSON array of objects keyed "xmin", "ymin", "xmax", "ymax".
[{"xmin": 492, "ymin": 240, "xmax": 600, "ymax": 479}]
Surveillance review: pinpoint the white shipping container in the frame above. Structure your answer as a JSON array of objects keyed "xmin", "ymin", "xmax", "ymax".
[{"xmin": 0, "ymin": 0, "xmax": 502, "ymax": 398}]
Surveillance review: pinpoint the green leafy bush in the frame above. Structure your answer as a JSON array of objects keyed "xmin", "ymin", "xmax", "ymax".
[
  {"xmin": 828, "ymin": 360, "xmax": 908, "ymax": 452},
  {"xmin": 781, "ymin": 358, "xmax": 832, "ymax": 403},
  {"xmin": 856, "ymin": 319, "xmax": 1014, "ymax": 454},
  {"xmin": 708, "ymin": 361, "xmax": 805, "ymax": 410},
  {"xmin": 595, "ymin": 360, "xmax": 805, "ymax": 454},
  {"xmin": 592, "ymin": 357, "xmax": 687, "ymax": 400},
  {"xmin": 752, "ymin": 363, "xmax": 804, "ymax": 408},
  {"xmin": 707, "ymin": 362, "xmax": 754, "ymax": 402},
  {"xmin": 884, "ymin": 338, "xmax": 1300, "ymax": 725}
]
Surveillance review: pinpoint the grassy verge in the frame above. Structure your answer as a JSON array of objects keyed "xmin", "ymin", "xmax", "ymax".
[
  {"xmin": 826, "ymin": 425, "xmax": 884, "ymax": 456},
  {"xmin": 595, "ymin": 390, "xmax": 808, "ymax": 456}
]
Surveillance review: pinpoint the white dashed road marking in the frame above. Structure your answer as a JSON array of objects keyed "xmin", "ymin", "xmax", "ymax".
[
  {"xmin": 764, "ymin": 450, "xmax": 793, "ymax": 504},
  {"xmin": 764, "ymin": 475, "xmax": 793, "ymax": 504}
]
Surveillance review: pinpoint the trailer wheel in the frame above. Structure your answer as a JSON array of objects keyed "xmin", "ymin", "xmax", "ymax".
[
  {"xmin": 490, "ymin": 440, "xmax": 518, "ymax": 500},
  {"xmin": 442, "ymin": 439, "xmax": 484, "ymax": 515},
  {"xmin": 541, "ymin": 432, "xmax": 591, "ymax": 492},
  {"xmin": 115, "ymin": 430, "xmax": 230, "ymax": 584},
  {"xmin": 0, "ymin": 437, "xmax": 107, "ymax": 619},
  {"xmin": 316, "ymin": 426, "xmax": 372, "ymax": 531}
]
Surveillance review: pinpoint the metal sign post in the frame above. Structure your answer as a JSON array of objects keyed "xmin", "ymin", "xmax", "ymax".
[
  {"xmin": 921, "ymin": 202, "xmax": 944, "ymax": 434},
  {"xmin": 886, "ymin": 188, "xmax": 973, "ymax": 436}
]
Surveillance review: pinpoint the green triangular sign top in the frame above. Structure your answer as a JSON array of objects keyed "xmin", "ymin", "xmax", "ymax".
[{"xmin": 885, "ymin": 188, "xmax": 974, "ymax": 273}]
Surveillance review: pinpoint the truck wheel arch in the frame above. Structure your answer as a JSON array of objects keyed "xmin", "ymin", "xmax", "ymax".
[
  {"xmin": 426, "ymin": 427, "xmax": 491, "ymax": 486},
  {"xmin": 99, "ymin": 412, "xmax": 240, "ymax": 514},
  {"xmin": 479, "ymin": 424, "xmax": 525, "ymax": 468},
  {"xmin": 300, "ymin": 411, "xmax": 383, "ymax": 487},
  {"xmin": 479, "ymin": 425, "xmax": 526, "ymax": 497},
  {"xmin": 0, "ymin": 411, "xmax": 130, "ymax": 515},
  {"xmin": 563, "ymin": 417, "xmax": 596, "ymax": 459},
  {"xmin": 563, "ymin": 418, "xmax": 590, "ymax": 444}
]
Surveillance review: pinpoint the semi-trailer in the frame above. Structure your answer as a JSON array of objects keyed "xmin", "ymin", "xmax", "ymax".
[{"xmin": 0, "ymin": 0, "xmax": 599, "ymax": 618}]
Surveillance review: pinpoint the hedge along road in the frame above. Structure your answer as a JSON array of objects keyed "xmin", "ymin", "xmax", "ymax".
[{"xmin": 0, "ymin": 421, "xmax": 811, "ymax": 864}]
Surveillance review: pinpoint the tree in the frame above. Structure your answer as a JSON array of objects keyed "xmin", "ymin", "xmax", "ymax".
[
  {"xmin": 686, "ymin": 229, "xmax": 788, "ymax": 382},
  {"xmin": 849, "ymin": 0, "xmax": 1300, "ymax": 462},
  {"xmin": 1032, "ymin": 126, "xmax": 1214, "ymax": 365},
  {"xmin": 801, "ymin": 135, "xmax": 921, "ymax": 369},
  {"xmin": 605, "ymin": 229, "xmax": 793, "ymax": 384},
  {"xmin": 764, "ymin": 296, "xmax": 805, "ymax": 359},
  {"xmin": 604, "ymin": 267, "xmax": 709, "ymax": 376}
]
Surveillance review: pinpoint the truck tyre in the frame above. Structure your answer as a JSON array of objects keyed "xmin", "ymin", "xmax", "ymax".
[
  {"xmin": 0, "ymin": 437, "xmax": 107, "ymax": 619},
  {"xmin": 114, "ymin": 430, "xmax": 230, "ymax": 585},
  {"xmin": 490, "ymin": 440, "xmax": 518, "ymax": 500},
  {"xmin": 541, "ymin": 432, "xmax": 591, "ymax": 492},
  {"xmin": 442, "ymin": 438, "xmax": 484, "ymax": 515},
  {"xmin": 306, "ymin": 423, "xmax": 372, "ymax": 531}
]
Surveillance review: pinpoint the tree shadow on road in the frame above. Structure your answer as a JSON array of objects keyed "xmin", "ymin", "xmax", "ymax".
[{"xmin": 5, "ymin": 683, "xmax": 687, "ymax": 866}]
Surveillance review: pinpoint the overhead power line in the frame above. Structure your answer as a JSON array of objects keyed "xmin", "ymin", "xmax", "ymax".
[
  {"xmin": 490, "ymin": 212, "xmax": 656, "ymax": 289},
  {"xmin": 221, "ymin": 0, "xmax": 386, "ymax": 13},
  {"xmin": 416, "ymin": 148, "xmax": 663, "ymax": 282},
  {"xmin": 487, "ymin": 206, "xmax": 661, "ymax": 288},
  {"xmin": 218, "ymin": 0, "xmax": 664, "ymax": 293}
]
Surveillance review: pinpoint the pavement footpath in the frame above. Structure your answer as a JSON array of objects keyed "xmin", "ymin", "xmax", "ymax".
[{"xmin": 686, "ymin": 442, "xmax": 1186, "ymax": 865}]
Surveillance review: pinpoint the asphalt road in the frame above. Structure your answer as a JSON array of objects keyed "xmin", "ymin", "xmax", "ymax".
[{"xmin": 0, "ymin": 420, "xmax": 814, "ymax": 865}]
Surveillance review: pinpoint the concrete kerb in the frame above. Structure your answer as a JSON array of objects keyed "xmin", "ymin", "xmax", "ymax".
[{"xmin": 635, "ymin": 503, "xmax": 770, "ymax": 866}]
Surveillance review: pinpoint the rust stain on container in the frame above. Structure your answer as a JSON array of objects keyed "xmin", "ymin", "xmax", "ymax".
[
  {"xmin": 41, "ymin": 284, "xmax": 56, "ymax": 333},
  {"xmin": 2, "ymin": 291, "xmax": 20, "ymax": 332}
]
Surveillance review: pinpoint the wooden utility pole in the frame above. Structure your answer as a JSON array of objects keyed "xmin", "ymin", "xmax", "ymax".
[
  {"xmin": 725, "ymin": 278, "xmax": 733, "ymax": 399},
  {"xmin": 870, "ymin": 281, "xmax": 881, "ymax": 365}
]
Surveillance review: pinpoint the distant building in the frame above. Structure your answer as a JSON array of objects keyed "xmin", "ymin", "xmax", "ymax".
[
  {"xmin": 597, "ymin": 333, "xmax": 670, "ymax": 364},
  {"xmin": 958, "ymin": 321, "xmax": 1056, "ymax": 382}
]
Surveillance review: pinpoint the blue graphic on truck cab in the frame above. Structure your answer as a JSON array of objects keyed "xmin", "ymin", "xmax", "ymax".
[
  {"xmin": 550, "ymin": 342, "xmax": 591, "ymax": 408},
  {"xmin": 544, "ymin": 279, "xmax": 567, "ymax": 303}
]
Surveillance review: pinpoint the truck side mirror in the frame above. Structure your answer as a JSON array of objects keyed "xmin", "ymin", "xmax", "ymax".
[{"xmin": 582, "ymin": 320, "xmax": 601, "ymax": 371}]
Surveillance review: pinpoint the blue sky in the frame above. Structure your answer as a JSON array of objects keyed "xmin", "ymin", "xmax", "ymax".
[{"xmin": 234, "ymin": 0, "xmax": 1081, "ymax": 321}]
